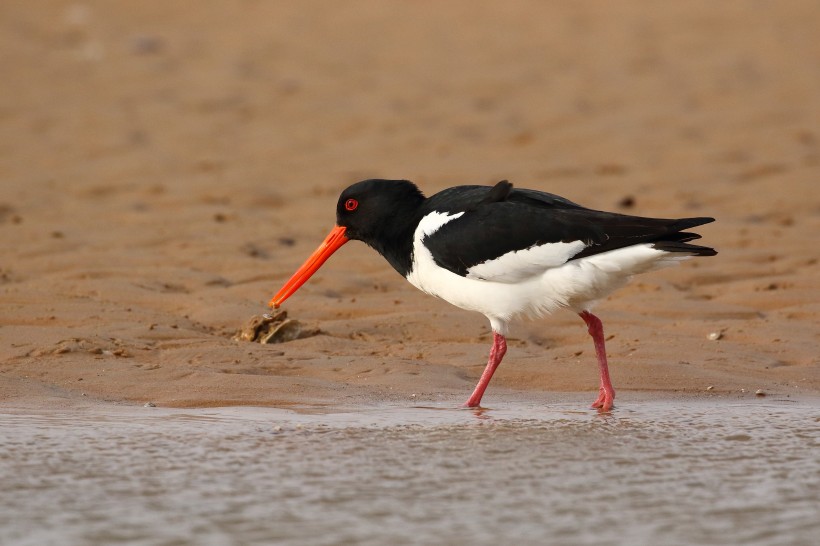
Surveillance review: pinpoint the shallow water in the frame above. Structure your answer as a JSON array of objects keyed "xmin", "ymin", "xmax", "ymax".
[{"xmin": 1, "ymin": 398, "xmax": 818, "ymax": 546}]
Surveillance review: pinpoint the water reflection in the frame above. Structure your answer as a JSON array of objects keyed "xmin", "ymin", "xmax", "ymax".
[{"xmin": 1, "ymin": 397, "xmax": 818, "ymax": 545}]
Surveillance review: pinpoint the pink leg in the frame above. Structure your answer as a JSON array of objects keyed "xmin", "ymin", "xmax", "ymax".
[
  {"xmin": 579, "ymin": 311, "xmax": 615, "ymax": 411},
  {"xmin": 462, "ymin": 332, "xmax": 507, "ymax": 408}
]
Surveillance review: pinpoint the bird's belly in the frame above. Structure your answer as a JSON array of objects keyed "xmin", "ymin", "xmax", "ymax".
[
  {"xmin": 406, "ymin": 257, "xmax": 569, "ymax": 324},
  {"xmin": 406, "ymin": 243, "xmax": 689, "ymax": 323}
]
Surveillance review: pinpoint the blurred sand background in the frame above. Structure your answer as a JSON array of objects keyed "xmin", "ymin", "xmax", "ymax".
[{"xmin": 1, "ymin": 1, "xmax": 818, "ymax": 408}]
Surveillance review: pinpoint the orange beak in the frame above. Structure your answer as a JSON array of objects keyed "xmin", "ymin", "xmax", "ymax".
[{"xmin": 269, "ymin": 225, "xmax": 349, "ymax": 308}]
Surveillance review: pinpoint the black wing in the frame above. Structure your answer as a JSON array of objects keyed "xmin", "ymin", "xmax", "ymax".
[{"xmin": 423, "ymin": 183, "xmax": 715, "ymax": 282}]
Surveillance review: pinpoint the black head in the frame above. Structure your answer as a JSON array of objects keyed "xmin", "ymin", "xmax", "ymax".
[
  {"xmin": 334, "ymin": 179, "xmax": 426, "ymax": 276},
  {"xmin": 270, "ymin": 179, "xmax": 426, "ymax": 307},
  {"xmin": 336, "ymin": 179, "xmax": 426, "ymax": 243}
]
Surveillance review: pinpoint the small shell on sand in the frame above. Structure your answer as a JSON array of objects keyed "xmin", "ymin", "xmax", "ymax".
[{"xmin": 234, "ymin": 310, "xmax": 320, "ymax": 344}]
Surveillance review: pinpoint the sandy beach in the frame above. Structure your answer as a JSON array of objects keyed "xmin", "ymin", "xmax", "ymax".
[{"xmin": 1, "ymin": 1, "xmax": 818, "ymax": 409}]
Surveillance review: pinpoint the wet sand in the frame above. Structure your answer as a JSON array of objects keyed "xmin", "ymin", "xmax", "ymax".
[
  {"xmin": 1, "ymin": 3, "xmax": 819, "ymax": 409},
  {"xmin": 4, "ymin": 5, "xmax": 819, "ymax": 545}
]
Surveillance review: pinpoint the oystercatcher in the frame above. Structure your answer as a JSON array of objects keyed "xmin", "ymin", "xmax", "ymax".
[{"xmin": 270, "ymin": 179, "xmax": 716, "ymax": 411}]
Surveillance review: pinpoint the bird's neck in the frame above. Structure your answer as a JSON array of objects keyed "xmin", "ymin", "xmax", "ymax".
[{"xmin": 364, "ymin": 209, "xmax": 422, "ymax": 278}]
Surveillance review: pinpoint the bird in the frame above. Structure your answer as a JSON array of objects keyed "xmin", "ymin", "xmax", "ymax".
[{"xmin": 269, "ymin": 179, "xmax": 716, "ymax": 411}]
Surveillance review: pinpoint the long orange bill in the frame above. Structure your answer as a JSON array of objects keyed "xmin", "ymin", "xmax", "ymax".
[{"xmin": 269, "ymin": 225, "xmax": 349, "ymax": 308}]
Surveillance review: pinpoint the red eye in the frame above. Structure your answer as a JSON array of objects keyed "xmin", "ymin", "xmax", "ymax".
[{"xmin": 345, "ymin": 198, "xmax": 358, "ymax": 211}]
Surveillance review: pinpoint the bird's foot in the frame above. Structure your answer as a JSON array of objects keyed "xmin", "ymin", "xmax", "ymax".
[{"xmin": 590, "ymin": 388, "xmax": 615, "ymax": 412}]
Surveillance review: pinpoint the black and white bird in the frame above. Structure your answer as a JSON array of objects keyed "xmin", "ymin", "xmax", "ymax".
[{"xmin": 270, "ymin": 179, "xmax": 716, "ymax": 411}]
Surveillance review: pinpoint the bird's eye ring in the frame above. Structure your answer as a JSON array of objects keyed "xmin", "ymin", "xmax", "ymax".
[{"xmin": 345, "ymin": 198, "xmax": 358, "ymax": 211}]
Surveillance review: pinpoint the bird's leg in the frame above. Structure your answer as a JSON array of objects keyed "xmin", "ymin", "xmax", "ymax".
[
  {"xmin": 579, "ymin": 311, "xmax": 615, "ymax": 411},
  {"xmin": 462, "ymin": 332, "xmax": 507, "ymax": 408}
]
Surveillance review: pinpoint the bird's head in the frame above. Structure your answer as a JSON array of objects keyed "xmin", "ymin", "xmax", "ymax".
[
  {"xmin": 335, "ymin": 179, "xmax": 424, "ymax": 242},
  {"xmin": 269, "ymin": 179, "xmax": 424, "ymax": 308}
]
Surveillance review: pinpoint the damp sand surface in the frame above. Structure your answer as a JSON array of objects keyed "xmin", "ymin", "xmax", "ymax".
[{"xmin": 2, "ymin": 397, "xmax": 818, "ymax": 546}]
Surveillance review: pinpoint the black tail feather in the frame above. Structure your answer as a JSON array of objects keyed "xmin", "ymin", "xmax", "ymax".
[
  {"xmin": 653, "ymin": 238, "xmax": 717, "ymax": 256},
  {"xmin": 653, "ymin": 217, "xmax": 716, "ymax": 256},
  {"xmin": 672, "ymin": 217, "xmax": 715, "ymax": 231}
]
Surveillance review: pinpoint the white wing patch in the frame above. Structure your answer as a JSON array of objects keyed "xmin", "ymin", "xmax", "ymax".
[
  {"xmin": 416, "ymin": 210, "xmax": 465, "ymax": 238},
  {"xmin": 466, "ymin": 240, "xmax": 587, "ymax": 283}
]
